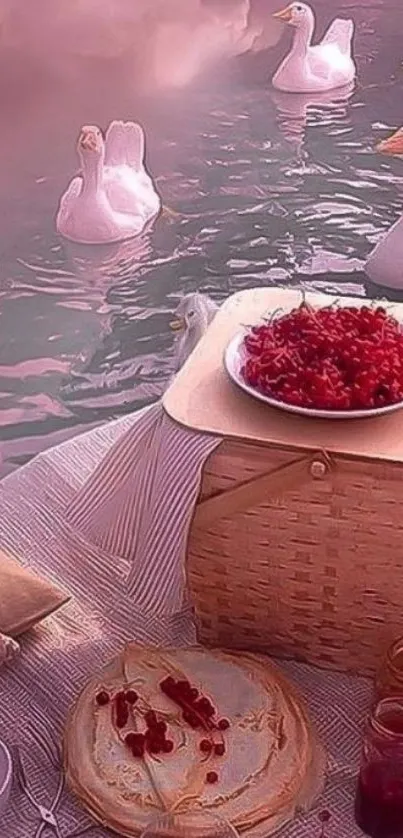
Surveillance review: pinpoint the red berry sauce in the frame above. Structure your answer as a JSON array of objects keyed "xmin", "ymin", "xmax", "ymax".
[
  {"xmin": 355, "ymin": 702, "xmax": 403, "ymax": 837},
  {"xmin": 355, "ymin": 765, "xmax": 403, "ymax": 837}
]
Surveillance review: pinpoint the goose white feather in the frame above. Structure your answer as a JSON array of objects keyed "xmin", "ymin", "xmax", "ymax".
[
  {"xmin": 171, "ymin": 293, "xmax": 219, "ymax": 370},
  {"xmin": 272, "ymin": 3, "xmax": 356, "ymax": 93},
  {"xmin": 56, "ymin": 122, "xmax": 161, "ymax": 245},
  {"xmin": 365, "ymin": 128, "xmax": 403, "ymax": 290}
]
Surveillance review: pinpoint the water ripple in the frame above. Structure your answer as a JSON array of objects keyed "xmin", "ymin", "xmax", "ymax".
[{"xmin": 1, "ymin": 0, "xmax": 403, "ymax": 473}]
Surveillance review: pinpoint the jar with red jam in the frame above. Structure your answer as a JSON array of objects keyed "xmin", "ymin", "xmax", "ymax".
[
  {"xmin": 375, "ymin": 637, "xmax": 403, "ymax": 702},
  {"xmin": 355, "ymin": 696, "xmax": 403, "ymax": 838}
]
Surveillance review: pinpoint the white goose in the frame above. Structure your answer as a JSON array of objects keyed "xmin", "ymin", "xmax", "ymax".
[
  {"xmin": 170, "ymin": 293, "xmax": 219, "ymax": 370},
  {"xmin": 365, "ymin": 128, "xmax": 403, "ymax": 290},
  {"xmin": 56, "ymin": 121, "xmax": 161, "ymax": 245},
  {"xmin": 272, "ymin": 3, "xmax": 356, "ymax": 94}
]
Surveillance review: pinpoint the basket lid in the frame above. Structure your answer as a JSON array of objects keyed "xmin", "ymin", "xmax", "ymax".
[{"xmin": 163, "ymin": 287, "xmax": 403, "ymax": 463}]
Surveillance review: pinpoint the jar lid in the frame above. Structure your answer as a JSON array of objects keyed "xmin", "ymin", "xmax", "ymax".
[{"xmin": 372, "ymin": 696, "xmax": 403, "ymax": 738}]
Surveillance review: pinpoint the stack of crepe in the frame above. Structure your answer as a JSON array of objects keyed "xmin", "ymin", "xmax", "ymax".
[{"xmin": 64, "ymin": 645, "xmax": 325, "ymax": 837}]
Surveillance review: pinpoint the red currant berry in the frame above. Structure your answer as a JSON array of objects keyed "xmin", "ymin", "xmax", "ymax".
[
  {"xmin": 95, "ymin": 690, "xmax": 110, "ymax": 706},
  {"xmin": 162, "ymin": 739, "xmax": 174, "ymax": 753},
  {"xmin": 206, "ymin": 771, "xmax": 218, "ymax": 784},
  {"xmin": 115, "ymin": 706, "xmax": 129, "ymax": 729},
  {"xmin": 183, "ymin": 710, "xmax": 200, "ymax": 729},
  {"xmin": 156, "ymin": 721, "xmax": 168, "ymax": 734},
  {"xmin": 145, "ymin": 728, "xmax": 164, "ymax": 750},
  {"xmin": 145, "ymin": 710, "xmax": 158, "ymax": 728},
  {"xmin": 199, "ymin": 739, "xmax": 213, "ymax": 753},
  {"xmin": 130, "ymin": 734, "xmax": 146, "ymax": 758},
  {"xmin": 196, "ymin": 698, "xmax": 215, "ymax": 718},
  {"xmin": 160, "ymin": 676, "xmax": 176, "ymax": 695}
]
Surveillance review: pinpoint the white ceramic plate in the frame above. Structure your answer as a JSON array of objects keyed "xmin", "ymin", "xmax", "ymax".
[{"xmin": 224, "ymin": 329, "xmax": 403, "ymax": 420}]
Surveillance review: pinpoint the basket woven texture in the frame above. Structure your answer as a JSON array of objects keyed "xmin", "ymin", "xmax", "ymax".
[{"xmin": 187, "ymin": 439, "xmax": 403, "ymax": 677}]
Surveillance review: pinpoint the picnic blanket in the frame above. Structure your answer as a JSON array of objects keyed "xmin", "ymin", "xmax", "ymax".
[{"xmin": 0, "ymin": 403, "xmax": 370, "ymax": 837}]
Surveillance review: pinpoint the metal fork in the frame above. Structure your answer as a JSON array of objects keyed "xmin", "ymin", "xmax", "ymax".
[
  {"xmin": 12, "ymin": 744, "xmax": 64, "ymax": 838},
  {"xmin": 12, "ymin": 741, "xmax": 99, "ymax": 838}
]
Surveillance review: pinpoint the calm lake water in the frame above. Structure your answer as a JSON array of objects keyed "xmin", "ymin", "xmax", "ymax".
[{"xmin": 0, "ymin": 0, "xmax": 402, "ymax": 476}]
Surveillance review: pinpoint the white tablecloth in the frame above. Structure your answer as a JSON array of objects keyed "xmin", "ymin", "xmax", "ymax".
[{"xmin": 0, "ymin": 404, "xmax": 369, "ymax": 837}]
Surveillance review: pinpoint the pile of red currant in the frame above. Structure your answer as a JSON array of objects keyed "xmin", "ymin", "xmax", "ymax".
[
  {"xmin": 95, "ymin": 675, "xmax": 230, "ymax": 785},
  {"xmin": 242, "ymin": 301, "xmax": 403, "ymax": 411}
]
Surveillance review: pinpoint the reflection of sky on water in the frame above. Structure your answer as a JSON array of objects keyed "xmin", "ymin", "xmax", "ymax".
[{"xmin": 0, "ymin": 0, "xmax": 403, "ymax": 475}]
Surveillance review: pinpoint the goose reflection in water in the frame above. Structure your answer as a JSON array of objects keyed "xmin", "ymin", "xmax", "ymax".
[
  {"xmin": 62, "ymin": 227, "xmax": 153, "ymax": 291},
  {"xmin": 58, "ymin": 229, "xmax": 155, "ymax": 387},
  {"xmin": 270, "ymin": 81, "xmax": 355, "ymax": 155}
]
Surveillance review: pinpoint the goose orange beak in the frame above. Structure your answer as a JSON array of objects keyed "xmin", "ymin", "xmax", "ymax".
[
  {"xmin": 79, "ymin": 128, "xmax": 97, "ymax": 152},
  {"xmin": 170, "ymin": 318, "xmax": 184, "ymax": 332},
  {"xmin": 273, "ymin": 5, "xmax": 293, "ymax": 22},
  {"xmin": 376, "ymin": 128, "xmax": 403, "ymax": 156}
]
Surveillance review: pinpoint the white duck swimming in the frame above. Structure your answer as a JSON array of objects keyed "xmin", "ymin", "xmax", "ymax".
[
  {"xmin": 272, "ymin": 3, "xmax": 356, "ymax": 94},
  {"xmin": 56, "ymin": 121, "xmax": 161, "ymax": 245},
  {"xmin": 170, "ymin": 293, "xmax": 219, "ymax": 370},
  {"xmin": 365, "ymin": 128, "xmax": 403, "ymax": 290}
]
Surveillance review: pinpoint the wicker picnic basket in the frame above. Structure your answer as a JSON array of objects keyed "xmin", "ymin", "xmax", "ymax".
[{"xmin": 163, "ymin": 288, "xmax": 403, "ymax": 678}]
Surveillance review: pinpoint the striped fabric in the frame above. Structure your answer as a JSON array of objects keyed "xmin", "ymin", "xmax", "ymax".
[
  {"xmin": 65, "ymin": 403, "xmax": 222, "ymax": 615},
  {"xmin": 0, "ymin": 404, "xmax": 370, "ymax": 838}
]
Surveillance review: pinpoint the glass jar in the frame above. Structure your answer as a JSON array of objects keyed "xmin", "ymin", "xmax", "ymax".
[
  {"xmin": 355, "ymin": 696, "xmax": 403, "ymax": 838},
  {"xmin": 375, "ymin": 637, "xmax": 403, "ymax": 702}
]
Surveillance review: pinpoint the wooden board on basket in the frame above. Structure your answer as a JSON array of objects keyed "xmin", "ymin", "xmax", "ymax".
[{"xmin": 163, "ymin": 287, "xmax": 403, "ymax": 460}]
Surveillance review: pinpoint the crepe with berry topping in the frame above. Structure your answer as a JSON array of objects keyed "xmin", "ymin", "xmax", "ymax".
[{"xmin": 64, "ymin": 645, "xmax": 325, "ymax": 837}]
